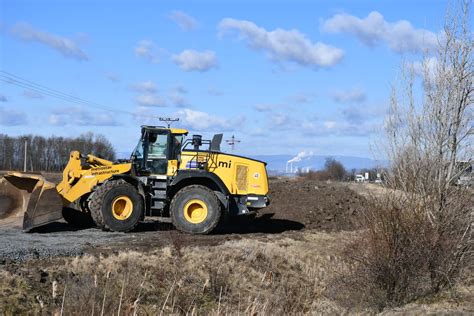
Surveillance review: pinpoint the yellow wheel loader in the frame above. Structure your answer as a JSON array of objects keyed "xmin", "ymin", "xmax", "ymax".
[{"xmin": 0, "ymin": 126, "xmax": 270, "ymax": 234}]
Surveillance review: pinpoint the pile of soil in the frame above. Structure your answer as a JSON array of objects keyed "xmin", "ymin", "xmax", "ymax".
[{"xmin": 262, "ymin": 178, "xmax": 366, "ymax": 232}]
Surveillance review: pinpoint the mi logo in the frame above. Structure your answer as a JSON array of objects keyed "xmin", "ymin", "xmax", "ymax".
[{"xmin": 218, "ymin": 160, "xmax": 232, "ymax": 168}]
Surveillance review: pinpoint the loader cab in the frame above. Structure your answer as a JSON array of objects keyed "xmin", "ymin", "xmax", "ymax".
[{"xmin": 132, "ymin": 126, "xmax": 187, "ymax": 176}]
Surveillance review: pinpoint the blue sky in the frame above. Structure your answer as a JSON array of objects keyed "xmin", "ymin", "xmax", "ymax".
[{"xmin": 0, "ymin": 0, "xmax": 448, "ymax": 158}]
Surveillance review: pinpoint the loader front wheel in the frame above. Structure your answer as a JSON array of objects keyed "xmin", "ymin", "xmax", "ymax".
[
  {"xmin": 170, "ymin": 185, "xmax": 221, "ymax": 234},
  {"xmin": 89, "ymin": 180, "xmax": 143, "ymax": 232}
]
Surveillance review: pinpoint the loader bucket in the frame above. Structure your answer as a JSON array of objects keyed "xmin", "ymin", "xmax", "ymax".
[{"xmin": 0, "ymin": 173, "xmax": 64, "ymax": 231}]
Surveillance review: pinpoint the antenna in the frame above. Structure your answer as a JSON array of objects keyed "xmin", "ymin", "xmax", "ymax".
[
  {"xmin": 225, "ymin": 135, "xmax": 241, "ymax": 152},
  {"xmin": 159, "ymin": 117, "xmax": 179, "ymax": 128}
]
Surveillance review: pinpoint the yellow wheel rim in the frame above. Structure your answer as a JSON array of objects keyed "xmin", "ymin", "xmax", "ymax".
[
  {"xmin": 111, "ymin": 195, "xmax": 133, "ymax": 220},
  {"xmin": 183, "ymin": 199, "xmax": 208, "ymax": 224}
]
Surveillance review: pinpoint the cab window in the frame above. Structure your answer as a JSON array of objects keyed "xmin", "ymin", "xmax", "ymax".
[{"xmin": 148, "ymin": 133, "xmax": 168, "ymax": 158}]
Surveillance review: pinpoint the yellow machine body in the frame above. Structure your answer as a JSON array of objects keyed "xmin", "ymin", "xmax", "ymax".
[
  {"xmin": 56, "ymin": 151, "xmax": 131, "ymax": 204},
  {"xmin": 0, "ymin": 126, "xmax": 269, "ymax": 232},
  {"xmin": 179, "ymin": 151, "xmax": 268, "ymax": 196}
]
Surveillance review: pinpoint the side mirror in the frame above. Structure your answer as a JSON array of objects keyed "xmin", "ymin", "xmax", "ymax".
[{"xmin": 192, "ymin": 134, "xmax": 202, "ymax": 151}]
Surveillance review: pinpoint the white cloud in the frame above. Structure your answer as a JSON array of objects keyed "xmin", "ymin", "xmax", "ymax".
[
  {"xmin": 248, "ymin": 128, "xmax": 266, "ymax": 137},
  {"xmin": 48, "ymin": 108, "xmax": 117, "ymax": 126},
  {"xmin": 409, "ymin": 57, "xmax": 438, "ymax": 77},
  {"xmin": 218, "ymin": 18, "xmax": 344, "ymax": 68},
  {"xmin": 177, "ymin": 108, "xmax": 244, "ymax": 131},
  {"xmin": 331, "ymin": 87, "xmax": 366, "ymax": 103},
  {"xmin": 169, "ymin": 92, "xmax": 188, "ymax": 107},
  {"xmin": 105, "ymin": 73, "xmax": 120, "ymax": 82},
  {"xmin": 289, "ymin": 92, "xmax": 314, "ymax": 104},
  {"xmin": 10, "ymin": 22, "xmax": 88, "ymax": 60},
  {"xmin": 136, "ymin": 94, "xmax": 167, "ymax": 107},
  {"xmin": 172, "ymin": 50, "xmax": 218, "ymax": 72},
  {"xmin": 0, "ymin": 106, "xmax": 27, "ymax": 125},
  {"xmin": 302, "ymin": 120, "xmax": 379, "ymax": 137},
  {"xmin": 131, "ymin": 81, "xmax": 158, "ymax": 93},
  {"xmin": 134, "ymin": 40, "xmax": 162, "ymax": 63},
  {"xmin": 132, "ymin": 106, "xmax": 157, "ymax": 125},
  {"xmin": 207, "ymin": 87, "xmax": 224, "ymax": 96},
  {"xmin": 340, "ymin": 104, "xmax": 388, "ymax": 124},
  {"xmin": 172, "ymin": 85, "xmax": 188, "ymax": 94},
  {"xmin": 22, "ymin": 90, "xmax": 44, "ymax": 99},
  {"xmin": 254, "ymin": 104, "xmax": 276, "ymax": 112},
  {"xmin": 322, "ymin": 11, "xmax": 438, "ymax": 53},
  {"xmin": 178, "ymin": 108, "xmax": 226, "ymax": 130},
  {"xmin": 323, "ymin": 121, "xmax": 337, "ymax": 129},
  {"xmin": 169, "ymin": 86, "xmax": 188, "ymax": 107},
  {"xmin": 270, "ymin": 113, "xmax": 292, "ymax": 127},
  {"xmin": 169, "ymin": 11, "xmax": 198, "ymax": 31}
]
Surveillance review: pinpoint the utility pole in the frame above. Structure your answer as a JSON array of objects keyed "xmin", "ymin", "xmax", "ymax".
[
  {"xmin": 23, "ymin": 138, "xmax": 27, "ymax": 172},
  {"xmin": 225, "ymin": 135, "xmax": 240, "ymax": 152}
]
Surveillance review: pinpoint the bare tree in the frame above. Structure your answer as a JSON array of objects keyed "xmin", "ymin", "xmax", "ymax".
[
  {"xmin": 0, "ymin": 133, "xmax": 116, "ymax": 172},
  {"xmin": 324, "ymin": 157, "xmax": 347, "ymax": 181},
  {"xmin": 386, "ymin": 0, "xmax": 473, "ymax": 194},
  {"xmin": 385, "ymin": 0, "xmax": 472, "ymax": 291},
  {"xmin": 347, "ymin": 1, "xmax": 473, "ymax": 307}
]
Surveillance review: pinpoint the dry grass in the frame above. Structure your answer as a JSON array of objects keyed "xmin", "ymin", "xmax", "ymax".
[
  {"xmin": 1, "ymin": 223, "xmax": 472, "ymax": 314},
  {"xmin": 0, "ymin": 270, "xmax": 39, "ymax": 314},
  {"xmin": 0, "ymin": 231, "xmax": 355, "ymax": 315},
  {"xmin": 339, "ymin": 190, "xmax": 473, "ymax": 311}
]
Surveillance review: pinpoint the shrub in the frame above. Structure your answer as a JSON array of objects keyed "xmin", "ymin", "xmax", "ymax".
[
  {"xmin": 344, "ymin": 191, "xmax": 472, "ymax": 309},
  {"xmin": 324, "ymin": 158, "xmax": 346, "ymax": 181},
  {"xmin": 298, "ymin": 158, "xmax": 347, "ymax": 181}
]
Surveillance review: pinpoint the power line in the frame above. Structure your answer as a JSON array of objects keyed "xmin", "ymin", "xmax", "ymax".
[{"xmin": 0, "ymin": 70, "xmax": 157, "ymax": 119}]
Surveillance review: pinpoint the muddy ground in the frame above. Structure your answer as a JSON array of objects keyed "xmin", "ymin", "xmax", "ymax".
[{"xmin": 0, "ymin": 177, "xmax": 366, "ymax": 262}]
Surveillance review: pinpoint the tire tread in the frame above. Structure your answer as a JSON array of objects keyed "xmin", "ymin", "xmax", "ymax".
[
  {"xmin": 170, "ymin": 184, "xmax": 221, "ymax": 234},
  {"xmin": 89, "ymin": 179, "xmax": 141, "ymax": 232}
]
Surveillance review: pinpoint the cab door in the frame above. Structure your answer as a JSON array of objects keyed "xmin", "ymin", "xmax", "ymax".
[{"xmin": 145, "ymin": 131, "xmax": 169, "ymax": 175}]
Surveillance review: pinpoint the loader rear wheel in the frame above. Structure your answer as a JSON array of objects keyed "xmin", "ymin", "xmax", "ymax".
[
  {"xmin": 170, "ymin": 185, "xmax": 221, "ymax": 234},
  {"xmin": 89, "ymin": 180, "xmax": 143, "ymax": 232},
  {"xmin": 62, "ymin": 207, "xmax": 94, "ymax": 228}
]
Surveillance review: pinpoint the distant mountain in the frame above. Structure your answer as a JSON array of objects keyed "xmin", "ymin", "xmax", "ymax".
[
  {"xmin": 252, "ymin": 154, "xmax": 386, "ymax": 174},
  {"xmin": 117, "ymin": 151, "xmax": 386, "ymax": 174}
]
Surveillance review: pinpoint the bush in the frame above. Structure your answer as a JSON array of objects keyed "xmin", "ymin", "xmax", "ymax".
[
  {"xmin": 344, "ymin": 191, "xmax": 472, "ymax": 309},
  {"xmin": 299, "ymin": 158, "xmax": 347, "ymax": 181},
  {"xmin": 324, "ymin": 158, "xmax": 346, "ymax": 181}
]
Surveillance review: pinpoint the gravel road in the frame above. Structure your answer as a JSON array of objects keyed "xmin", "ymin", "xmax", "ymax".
[
  {"xmin": 0, "ymin": 178, "xmax": 367, "ymax": 262},
  {"xmin": 0, "ymin": 222, "xmax": 127, "ymax": 262}
]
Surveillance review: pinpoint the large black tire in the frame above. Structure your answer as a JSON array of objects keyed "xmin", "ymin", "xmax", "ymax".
[
  {"xmin": 62, "ymin": 207, "xmax": 94, "ymax": 228},
  {"xmin": 89, "ymin": 179, "xmax": 143, "ymax": 232},
  {"xmin": 170, "ymin": 185, "xmax": 221, "ymax": 234}
]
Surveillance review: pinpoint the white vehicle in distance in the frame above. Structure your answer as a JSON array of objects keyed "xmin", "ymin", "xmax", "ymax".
[{"xmin": 355, "ymin": 174, "xmax": 365, "ymax": 183}]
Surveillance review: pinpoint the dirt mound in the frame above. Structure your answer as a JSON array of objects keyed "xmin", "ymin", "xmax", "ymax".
[{"xmin": 262, "ymin": 178, "xmax": 366, "ymax": 232}]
